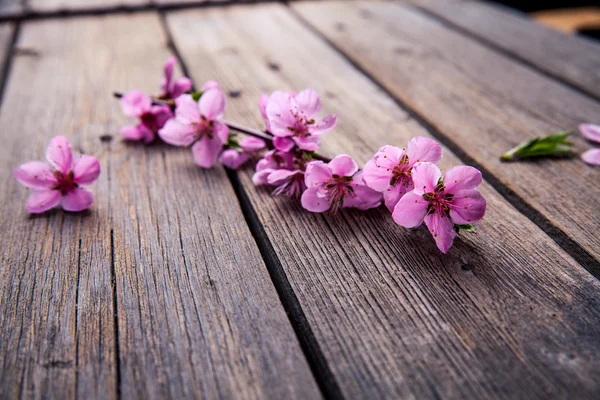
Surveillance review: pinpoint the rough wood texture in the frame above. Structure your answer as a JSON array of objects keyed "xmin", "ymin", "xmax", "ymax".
[
  {"xmin": 293, "ymin": 0, "xmax": 600, "ymax": 267},
  {"xmin": 416, "ymin": 0, "xmax": 600, "ymax": 99},
  {"xmin": 167, "ymin": 3, "xmax": 600, "ymax": 398},
  {"xmin": 0, "ymin": 0, "xmax": 21, "ymax": 17},
  {"xmin": 28, "ymin": 0, "xmax": 148, "ymax": 12},
  {"xmin": 0, "ymin": 13, "xmax": 321, "ymax": 399}
]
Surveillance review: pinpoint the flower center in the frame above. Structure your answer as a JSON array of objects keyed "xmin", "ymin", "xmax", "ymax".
[
  {"xmin": 423, "ymin": 183, "xmax": 454, "ymax": 217},
  {"xmin": 389, "ymin": 154, "xmax": 411, "ymax": 187},
  {"xmin": 322, "ymin": 175, "xmax": 354, "ymax": 214},
  {"xmin": 53, "ymin": 170, "xmax": 78, "ymax": 195},
  {"xmin": 193, "ymin": 116, "xmax": 214, "ymax": 140}
]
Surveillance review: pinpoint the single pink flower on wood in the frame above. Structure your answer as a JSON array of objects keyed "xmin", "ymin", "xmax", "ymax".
[
  {"xmin": 219, "ymin": 136, "xmax": 266, "ymax": 170},
  {"xmin": 301, "ymin": 155, "xmax": 382, "ymax": 214},
  {"xmin": 582, "ymin": 148, "xmax": 600, "ymax": 166},
  {"xmin": 363, "ymin": 137, "xmax": 442, "ymax": 212},
  {"xmin": 265, "ymin": 89, "xmax": 336, "ymax": 152},
  {"xmin": 13, "ymin": 136, "xmax": 100, "ymax": 214},
  {"xmin": 579, "ymin": 124, "xmax": 600, "ymax": 144},
  {"xmin": 120, "ymin": 90, "xmax": 173, "ymax": 143},
  {"xmin": 159, "ymin": 88, "xmax": 228, "ymax": 168},
  {"xmin": 393, "ymin": 162, "xmax": 486, "ymax": 253},
  {"xmin": 160, "ymin": 56, "xmax": 192, "ymax": 100}
]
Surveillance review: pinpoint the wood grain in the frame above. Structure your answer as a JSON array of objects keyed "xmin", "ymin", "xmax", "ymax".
[
  {"xmin": 28, "ymin": 0, "xmax": 149, "ymax": 12},
  {"xmin": 0, "ymin": 12, "xmax": 321, "ymax": 399},
  {"xmin": 416, "ymin": 0, "xmax": 600, "ymax": 99},
  {"xmin": 293, "ymin": 0, "xmax": 600, "ymax": 266},
  {"xmin": 0, "ymin": 0, "xmax": 22, "ymax": 17},
  {"xmin": 167, "ymin": 3, "xmax": 600, "ymax": 398}
]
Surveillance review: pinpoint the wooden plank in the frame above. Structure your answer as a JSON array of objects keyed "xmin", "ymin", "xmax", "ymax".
[
  {"xmin": 28, "ymin": 0, "xmax": 149, "ymax": 12},
  {"xmin": 167, "ymin": 3, "xmax": 600, "ymax": 398},
  {"xmin": 0, "ymin": 12, "xmax": 321, "ymax": 399},
  {"xmin": 415, "ymin": 0, "xmax": 600, "ymax": 99},
  {"xmin": 0, "ymin": 0, "xmax": 22, "ymax": 18},
  {"xmin": 293, "ymin": 0, "xmax": 600, "ymax": 267}
]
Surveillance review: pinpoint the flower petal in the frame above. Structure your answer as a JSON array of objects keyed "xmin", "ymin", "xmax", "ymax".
[
  {"xmin": 443, "ymin": 165, "xmax": 482, "ymax": 194},
  {"xmin": 174, "ymin": 95, "xmax": 201, "ymax": 124},
  {"xmin": 305, "ymin": 161, "xmax": 332, "ymax": 187},
  {"xmin": 240, "ymin": 136, "xmax": 266, "ymax": 151},
  {"xmin": 383, "ymin": 184, "xmax": 409, "ymax": 212},
  {"xmin": 259, "ymin": 93, "xmax": 270, "ymax": 130},
  {"xmin": 328, "ymin": 154, "xmax": 358, "ymax": 177},
  {"xmin": 579, "ymin": 123, "xmax": 600, "ymax": 144},
  {"xmin": 294, "ymin": 88, "xmax": 321, "ymax": 117},
  {"xmin": 72, "ymin": 155, "xmax": 100, "ymax": 185},
  {"xmin": 62, "ymin": 188, "xmax": 94, "ymax": 212},
  {"xmin": 120, "ymin": 125, "xmax": 145, "ymax": 141},
  {"xmin": 449, "ymin": 189, "xmax": 486, "ymax": 224},
  {"xmin": 273, "ymin": 136, "xmax": 295, "ymax": 152},
  {"xmin": 161, "ymin": 56, "xmax": 175, "ymax": 95},
  {"xmin": 219, "ymin": 149, "xmax": 249, "ymax": 170},
  {"xmin": 171, "ymin": 77, "xmax": 192, "ymax": 99},
  {"xmin": 405, "ymin": 136, "xmax": 443, "ymax": 165},
  {"xmin": 310, "ymin": 114, "xmax": 337, "ymax": 135},
  {"xmin": 424, "ymin": 213, "xmax": 457, "ymax": 254},
  {"xmin": 213, "ymin": 121, "xmax": 229, "ymax": 143},
  {"xmin": 294, "ymin": 135, "xmax": 320, "ymax": 151},
  {"xmin": 158, "ymin": 119, "xmax": 197, "ymax": 147},
  {"xmin": 411, "ymin": 162, "xmax": 441, "ymax": 195},
  {"xmin": 253, "ymin": 168, "xmax": 274, "ymax": 185},
  {"xmin": 267, "ymin": 169, "xmax": 296, "ymax": 185},
  {"xmin": 266, "ymin": 91, "xmax": 296, "ymax": 137},
  {"xmin": 201, "ymin": 80, "xmax": 220, "ymax": 91},
  {"xmin": 149, "ymin": 105, "xmax": 174, "ymax": 131},
  {"xmin": 199, "ymin": 88, "xmax": 226, "ymax": 120},
  {"xmin": 362, "ymin": 158, "xmax": 392, "ymax": 192},
  {"xmin": 301, "ymin": 187, "xmax": 330, "ymax": 213},
  {"xmin": 582, "ymin": 148, "xmax": 600, "ymax": 166},
  {"xmin": 13, "ymin": 161, "xmax": 57, "ymax": 190},
  {"xmin": 121, "ymin": 90, "xmax": 151, "ymax": 117},
  {"xmin": 46, "ymin": 136, "xmax": 73, "ymax": 174},
  {"xmin": 26, "ymin": 190, "xmax": 61, "ymax": 214},
  {"xmin": 344, "ymin": 184, "xmax": 383, "ymax": 210},
  {"xmin": 392, "ymin": 191, "xmax": 428, "ymax": 228},
  {"xmin": 191, "ymin": 135, "xmax": 223, "ymax": 168}
]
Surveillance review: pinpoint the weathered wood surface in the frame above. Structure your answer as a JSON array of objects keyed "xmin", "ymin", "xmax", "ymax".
[
  {"xmin": 28, "ymin": 0, "xmax": 148, "ymax": 12},
  {"xmin": 293, "ymin": 0, "xmax": 600, "ymax": 269},
  {"xmin": 0, "ymin": 0, "xmax": 21, "ymax": 17},
  {"xmin": 167, "ymin": 3, "xmax": 600, "ymax": 398},
  {"xmin": 0, "ymin": 12, "xmax": 321, "ymax": 400},
  {"xmin": 415, "ymin": 0, "xmax": 600, "ymax": 100}
]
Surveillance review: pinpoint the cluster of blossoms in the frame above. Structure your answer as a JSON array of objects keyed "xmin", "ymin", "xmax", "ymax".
[{"xmin": 13, "ymin": 57, "xmax": 488, "ymax": 253}]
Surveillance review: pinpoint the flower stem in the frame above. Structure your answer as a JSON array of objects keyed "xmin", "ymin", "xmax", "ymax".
[{"xmin": 113, "ymin": 91, "xmax": 331, "ymax": 162}]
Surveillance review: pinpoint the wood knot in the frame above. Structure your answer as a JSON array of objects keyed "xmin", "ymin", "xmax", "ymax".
[
  {"xmin": 228, "ymin": 89, "xmax": 241, "ymax": 98},
  {"xmin": 267, "ymin": 62, "xmax": 280, "ymax": 72}
]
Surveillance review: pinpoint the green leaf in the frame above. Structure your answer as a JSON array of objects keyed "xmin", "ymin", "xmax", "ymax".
[
  {"xmin": 454, "ymin": 224, "xmax": 476, "ymax": 234},
  {"xmin": 191, "ymin": 91, "xmax": 203, "ymax": 102},
  {"xmin": 501, "ymin": 130, "xmax": 574, "ymax": 161},
  {"xmin": 303, "ymin": 151, "xmax": 316, "ymax": 162}
]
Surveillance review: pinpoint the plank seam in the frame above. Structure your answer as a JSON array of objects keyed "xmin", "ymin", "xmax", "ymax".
[
  {"xmin": 110, "ymin": 228, "xmax": 122, "ymax": 400},
  {"xmin": 410, "ymin": 2, "xmax": 600, "ymax": 104},
  {"xmin": 158, "ymin": 11, "xmax": 344, "ymax": 399},
  {"xmin": 285, "ymin": 3, "xmax": 600, "ymax": 280}
]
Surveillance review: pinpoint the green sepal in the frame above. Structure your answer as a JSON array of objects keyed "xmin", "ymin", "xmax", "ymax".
[
  {"xmin": 191, "ymin": 91, "xmax": 203, "ymax": 102},
  {"xmin": 302, "ymin": 151, "xmax": 316, "ymax": 162},
  {"xmin": 225, "ymin": 133, "xmax": 242, "ymax": 151},
  {"xmin": 501, "ymin": 131, "xmax": 574, "ymax": 161},
  {"xmin": 454, "ymin": 224, "xmax": 476, "ymax": 234}
]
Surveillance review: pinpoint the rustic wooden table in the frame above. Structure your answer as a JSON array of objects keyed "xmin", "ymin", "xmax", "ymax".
[{"xmin": 1, "ymin": 0, "xmax": 599, "ymax": 399}]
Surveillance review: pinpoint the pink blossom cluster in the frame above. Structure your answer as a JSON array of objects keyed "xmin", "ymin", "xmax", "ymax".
[{"xmin": 579, "ymin": 124, "xmax": 600, "ymax": 166}]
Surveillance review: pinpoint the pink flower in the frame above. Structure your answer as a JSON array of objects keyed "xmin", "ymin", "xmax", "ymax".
[
  {"xmin": 120, "ymin": 90, "xmax": 173, "ymax": 143},
  {"xmin": 301, "ymin": 155, "xmax": 382, "ymax": 214},
  {"xmin": 219, "ymin": 136, "xmax": 266, "ymax": 170},
  {"xmin": 579, "ymin": 123, "xmax": 600, "ymax": 143},
  {"xmin": 252, "ymin": 150, "xmax": 306, "ymax": 198},
  {"xmin": 393, "ymin": 162, "xmax": 486, "ymax": 253},
  {"xmin": 13, "ymin": 136, "xmax": 100, "ymax": 214},
  {"xmin": 158, "ymin": 87, "xmax": 228, "ymax": 168},
  {"xmin": 160, "ymin": 56, "xmax": 192, "ymax": 100},
  {"xmin": 363, "ymin": 137, "xmax": 442, "ymax": 212},
  {"xmin": 582, "ymin": 148, "xmax": 600, "ymax": 166},
  {"xmin": 265, "ymin": 89, "xmax": 337, "ymax": 152}
]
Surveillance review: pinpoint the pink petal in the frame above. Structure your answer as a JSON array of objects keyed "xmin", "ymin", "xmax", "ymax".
[
  {"xmin": 579, "ymin": 123, "xmax": 600, "ymax": 144},
  {"xmin": 328, "ymin": 155, "xmax": 358, "ymax": 177},
  {"xmin": 26, "ymin": 190, "xmax": 61, "ymax": 214},
  {"xmin": 392, "ymin": 191, "xmax": 428, "ymax": 228},
  {"xmin": 305, "ymin": 161, "xmax": 332, "ymax": 187},
  {"xmin": 46, "ymin": 136, "xmax": 73, "ymax": 174},
  {"xmin": 213, "ymin": 121, "xmax": 229, "ymax": 143},
  {"xmin": 294, "ymin": 135, "xmax": 320, "ymax": 151},
  {"xmin": 161, "ymin": 56, "xmax": 176, "ymax": 94},
  {"xmin": 443, "ymin": 166, "xmax": 483, "ymax": 194},
  {"xmin": 449, "ymin": 189, "xmax": 486, "ymax": 224},
  {"xmin": 175, "ymin": 95, "xmax": 201, "ymax": 124},
  {"xmin": 411, "ymin": 162, "xmax": 442, "ymax": 195},
  {"xmin": 405, "ymin": 136, "xmax": 443, "ymax": 165},
  {"xmin": 256, "ymin": 150, "xmax": 278, "ymax": 171},
  {"xmin": 383, "ymin": 184, "xmax": 409, "ymax": 212},
  {"xmin": 120, "ymin": 125, "xmax": 145, "ymax": 141},
  {"xmin": 62, "ymin": 188, "xmax": 94, "ymax": 212},
  {"xmin": 199, "ymin": 88, "xmax": 226, "ymax": 120},
  {"xmin": 158, "ymin": 119, "xmax": 197, "ymax": 147},
  {"xmin": 273, "ymin": 136, "xmax": 295, "ymax": 152},
  {"xmin": 219, "ymin": 149, "xmax": 249, "ymax": 170},
  {"xmin": 253, "ymin": 169, "xmax": 274, "ymax": 185},
  {"xmin": 267, "ymin": 169, "xmax": 297, "ymax": 185},
  {"xmin": 171, "ymin": 77, "xmax": 192, "ymax": 99},
  {"xmin": 121, "ymin": 90, "xmax": 151, "ymax": 118},
  {"xmin": 424, "ymin": 213, "xmax": 457, "ymax": 254},
  {"xmin": 150, "ymin": 105, "xmax": 174, "ymax": 130},
  {"xmin": 191, "ymin": 135, "xmax": 224, "ymax": 168},
  {"xmin": 301, "ymin": 187, "xmax": 330, "ymax": 213},
  {"xmin": 240, "ymin": 136, "xmax": 266, "ymax": 151},
  {"xmin": 266, "ymin": 91, "xmax": 296, "ymax": 137},
  {"xmin": 362, "ymin": 158, "xmax": 393, "ymax": 192},
  {"xmin": 201, "ymin": 80, "xmax": 220, "ymax": 91},
  {"xmin": 582, "ymin": 148, "xmax": 600, "ymax": 166},
  {"xmin": 259, "ymin": 93, "xmax": 270, "ymax": 130},
  {"xmin": 72, "ymin": 155, "xmax": 100, "ymax": 185},
  {"xmin": 310, "ymin": 114, "xmax": 337, "ymax": 136},
  {"xmin": 294, "ymin": 88, "xmax": 321, "ymax": 117},
  {"xmin": 344, "ymin": 184, "xmax": 383, "ymax": 210},
  {"xmin": 13, "ymin": 161, "xmax": 57, "ymax": 190}
]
